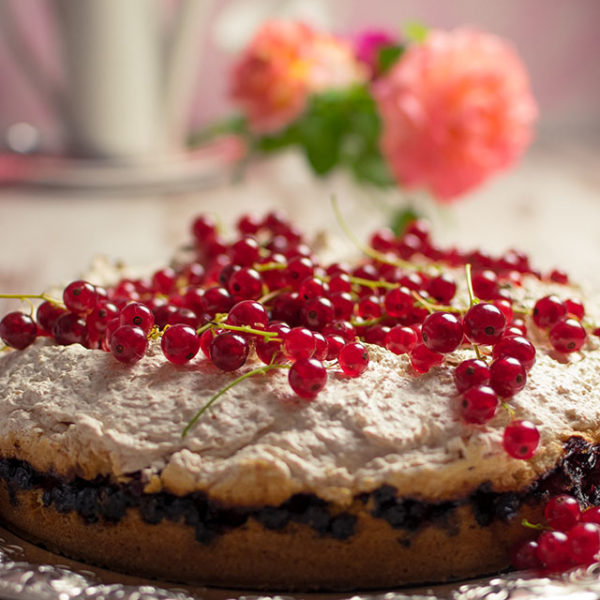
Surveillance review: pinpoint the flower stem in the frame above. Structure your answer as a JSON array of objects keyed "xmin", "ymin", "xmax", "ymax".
[{"xmin": 182, "ymin": 363, "xmax": 290, "ymax": 437}]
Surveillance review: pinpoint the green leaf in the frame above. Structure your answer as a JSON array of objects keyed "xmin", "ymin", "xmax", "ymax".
[
  {"xmin": 403, "ymin": 21, "xmax": 429, "ymax": 43},
  {"xmin": 390, "ymin": 207, "xmax": 420, "ymax": 236},
  {"xmin": 377, "ymin": 45, "xmax": 404, "ymax": 74}
]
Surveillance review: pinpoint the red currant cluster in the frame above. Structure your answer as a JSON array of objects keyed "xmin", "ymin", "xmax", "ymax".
[
  {"xmin": 512, "ymin": 494, "xmax": 600, "ymax": 571},
  {"xmin": 0, "ymin": 212, "xmax": 595, "ymax": 449}
]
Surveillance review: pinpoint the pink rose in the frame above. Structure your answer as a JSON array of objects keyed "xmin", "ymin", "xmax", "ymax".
[
  {"xmin": 230, "ymin": 21, "xmax": 365, "ymax": 133},
  {"xmin": 374, "ymin": 28, "xmax": 538, "ymax": 201}
]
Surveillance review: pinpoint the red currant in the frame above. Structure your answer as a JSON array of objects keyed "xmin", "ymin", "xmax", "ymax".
[
  {"xmin": 492, "ymin": 335, "xmax": 536, "ymax": 371},
  {"xmin": 533, "ymin": 295, "xmax": 567, "ymax": 329},
  {"xmin": 503, "ymin": 420, "xmax": 540, "ymax": 459},
  {"xmin": 536, "ymin": 530, "xmax": 570, "ymax": 570},
  {"xmin": 385, "ymin": 325, "xmax": 418, "ymax": 355},
  {"xmin": 454, "ymin": 359, "xmax": 490, "ymax": 392},
  {"xmin": 511, "ymin": 540, "xmax": 541, "ymax": 570},
  {"xmin": 549, "ymin": 318, "xmax": 586, "ymax": 353},
  {"xmin": 421, "ymin": 311, "xmax": 463, "ymax": 353},
  {"xmin": 210, "ymin": 332, "xmax": 249, "ymax": 371},
  {"xmin": 460, "ymin": 385, "xmax": 498, "ymax": 424},
  {"xmin": 283, "ymin": 327, "xmax": 316, "ymax": 360},
  {"xmin": 109, "ymin": 325, "xmax": 148, "ymax": 364},
  {"xmin": 566, "ymin": 522, "xmax": 600, "ymax": 565},
  {"xmin": 410, "ymin": 343, "xmax": 443, "ymax": 374},
  {"xmin": 63, "ymin": 280, "xmax": 97, "ymax": 316},
  {"xmin": 36, "ymin": 301, "xmax": 67, "ymax": 335},
  {"xmin": 119, "ymin": 302, "xmax": 155, "ymax": 333},
  {"xmin": 490, "ymin": 357, "xmax": 526, "ymax": 397},
  {"xmin": 288, "ymin": 358, "xmax": 327, "ymax": 399},
  {"xmin": 338, "ymin": 342, "xmax": 369, "ymax": 377},
  {"xmin": 161, "ymin": 324, "xmax": 200, "ymax": 365},
  {"xmin": 463, "ymin": 303, "xmax": 506, "ymax": 345},
  {"xmin": 544, "ymin": 494, "xmax": 581, "ymax": 531},
  {"xmin": 0, "ymin": 312, "xmax": 37, "ymax": 349},
  {"xmin": 383, "ymin": 287, "xmax": 414, "ymax": 318},
  {"xmin": 226, "ymin": 300, "xmax": 269, "ymax": 330},
  {"xmin": 228, "ymin": 267, "xmax": 263, "ymax": 300},
  {"xmin": 53, "ymin": 313, "xmax": 89, "ymax": 347}
]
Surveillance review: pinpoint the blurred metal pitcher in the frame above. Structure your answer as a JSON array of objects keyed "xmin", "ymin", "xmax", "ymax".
[{"xmin": 2, "ymin": 0, "xmax": 213, "ymax": 162}]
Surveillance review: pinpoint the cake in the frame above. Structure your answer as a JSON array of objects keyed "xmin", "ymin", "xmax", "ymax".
[{"xmin": 0, "ymin": 213, "xmax": 599, "ymax": 590}]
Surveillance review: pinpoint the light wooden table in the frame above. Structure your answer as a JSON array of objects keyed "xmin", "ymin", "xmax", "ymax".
[{"xmin": 0, "ymin": 141, "xmax": 599, "ymax": 315}]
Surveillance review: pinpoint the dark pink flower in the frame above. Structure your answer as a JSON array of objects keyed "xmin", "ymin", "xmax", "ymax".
[{"xmin": 352, "ymin": 29, "xmax": 398, "ymax": 75}]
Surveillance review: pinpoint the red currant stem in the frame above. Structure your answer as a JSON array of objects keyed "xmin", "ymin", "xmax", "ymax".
[
  {"xmin": 464, "ymin": 264, "xmax": 478, "ymax": 308},
  {"xmin": 348, "ymin": 275, "xmax": 398, "ymax": 291},
  {"xmin": 253, "ymin": 261, "xmax": 287, "ymax": 273},
  {"xmin": 182, "ymin": 363, "xmax": 291, "ymax": 437},
  {"xmin": 350, "ymin": 317, "xmax": 383, "ymax": 328},
  {"xmin": 464, "ymin": 264, "xmax": 485, "ymax": 360},
  {"xmin": 196, "ymin": 322, "xmax": 214, "ymax": 336},
  {"xmin": 218, "ymin": 323, "xmax": 279, "ymax": 339},
  {"xmin": 410, "ymin": 291, "xmax": 462, "ymax": 314},
  {"xmin": 0, "ymin": 292, "xmax": 63, "ymax": 308},
  {"xmin": 521, "ymin": 518, "xmax": 547, "ymax": 531},
  {"xmin": 331, "ymin": 195, "xmax": 422, "ymax": 272},
  {"xmin": 258, "ymin": 287, "xmax": 289, "ymax": 305},
  {"xmin": 501, "ymin": 401, "xmax": 516, "ymax": 418},
  {"xmin": 147, "ymin": 325, "xmax": 162, "ymax": 341}
]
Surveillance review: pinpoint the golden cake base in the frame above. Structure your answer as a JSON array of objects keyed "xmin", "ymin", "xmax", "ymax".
[{"xmin": 0, "ymin": 482, "xmax": 542, "ymax": 591}]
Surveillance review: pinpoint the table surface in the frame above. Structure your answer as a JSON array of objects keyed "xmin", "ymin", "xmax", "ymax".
[{"xmin": 0, "ymin": 140, "xmax": 599, "ymax": 314}]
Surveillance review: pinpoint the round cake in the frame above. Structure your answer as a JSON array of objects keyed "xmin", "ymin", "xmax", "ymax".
[{"xmin": 0, "ymin": 214, "xmax": 599, "ymax": 590}]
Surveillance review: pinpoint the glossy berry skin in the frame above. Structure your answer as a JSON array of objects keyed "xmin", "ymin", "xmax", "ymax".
[
  {"xmin": 511, "ymin": 540, "xmax": 541, "ymax": 570},
  {"xmin": 421, "ymin": 312, "xmax": 463, "ymax": 353},
  {"xmin": 453, "ymin": 359, "xmax": 490, "ymax": 393},
  {"xmin": 338, "ymin": 342, "xmax": 369, "ymax": 377},
  {"xmin": 109, "ymin": 325, "xmax": 148, "ymax": 364},
  {"xmin": 582, "ymin": 507, "xmax": 600, "ymax": 526},
  {"xmin": 426, "ymin": 274, "xmax": 456, "ymax": 303},
  {"xmin": 460, "ymin": 385, "xmax": 498, "ymax": 424},
  {"xmin": 191, "ymin": 214, "xmax": 217, "ymax": 243},
  {"xmin": 492, "ymin": 335, "xmax": 536, "ymax": 372},
  {"xmin": 202, "ymin": 286, "xmax": 234, "ymax": 316},
  {"xmin": 36, "ymin": 301, "xmax": 67, "ymax": 335},
  {"xmin": 228, "ymin": 267, "xmax": 263, "ymax": 300},
  {"xmin": 226, "ymin": 300, "xmax": 269, "ymax": 330},
  {"xmin": 385, "ymin": 325, "xmax": 418, "ymax": 355},
  {"xmin": 52, "ymin": 313, "xmax": 89, "ymax": 347},
  {"xmin": 283, "ymin": 327, "xmax": 316, "ymax": 360},
  {"xmin": 312, "ymin": 332, "xmax": 328, "ymax": 361},
  {"xmin": 489, "ymin": 357, "xmax": 527, "ymax": 397},
  {"xmin": 301, "ymin": 297, "xmax": 335, "ymax": 331},
  {"xmin": 536, "ymin": 530, "xmax": 570, "ymax": 570},
  {"xmin": 63, "ymin": 280, "xmax": 97, "ymax": 315},
  {"xmin": 566, "ymin": 522, "xmax": 600, "ymax": 564},
  {"xmin": 549, "ymin": 318, "xmax": 587, "ymax": 353},
  {"xmin": 325, "ymin": 334, "xmax": 345, "ymax": 360},
  {"xmin": 288, "ymin": 358, "xmax": 327, "ymax": 400},
  {"xmin": 383, "ymin": 287, "xmax": 414, "ymax": 318},
  {"xmin": 0, "ymin": 312, "xmax": 37, "ymax": 349},
  {"xmin": 209, "ymin": 332, "xmax": 249, "ymax": 371},
  {"xmin": 544, "ymin": 494, "xmax": 581, "ymax": 531},
  {"xmin": 119, "ymin": 302, "xmax": 155, "ymax": 334},
  {"xmin": 161, "ymin": 324, "xmax": 200, "ymax": 365},
  {"xmin": 533, "ymin": 295, "xmax": 567, "ymax": 329},
  {"xmin": 503, "ymin": 420, "xmax": 540, "ymax": 460},
  {"xmin": 463, "ymin": 303, "xmax": 506, "ymax": 345},
  {"xmin": 409, "ymin": 343, "xmax": 443, "ymax": 374},
  {"xmin": 472, "ymin": 270, "xmax": 499, "ymax": 300}
]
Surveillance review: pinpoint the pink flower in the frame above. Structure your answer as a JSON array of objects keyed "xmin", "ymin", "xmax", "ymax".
[
  {"xmin": 231, "ymin": 21, "xmax": 365, "ymax": 133},
  {"xmin": 374, "ymin": 28, "xmax": 538, "ymax": 201}
]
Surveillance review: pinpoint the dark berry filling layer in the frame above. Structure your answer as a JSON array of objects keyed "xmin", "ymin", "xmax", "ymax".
[{"xmin": 0, "ymin": 437, "xmax": 598, "ymax": 545}]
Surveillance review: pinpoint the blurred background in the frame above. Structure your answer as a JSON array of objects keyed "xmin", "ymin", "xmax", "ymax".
[
  {"xmin": 0, "ymin": 0, "xmax": 599, "ymax": 309},
  {"xmin": 1, "ymin": 0, "xmax": 599, "ymax": 153}
]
